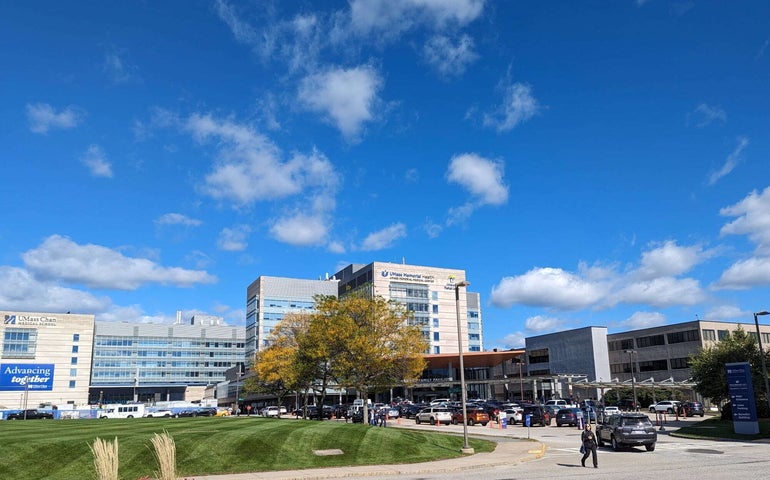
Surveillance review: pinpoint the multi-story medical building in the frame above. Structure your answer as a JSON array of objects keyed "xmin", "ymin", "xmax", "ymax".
[
  {"xmin": 89, "ymin": 314, "xmax": 244, "ymax": 404},
  {"xmin": 0, "ymin": 311, "xmax": 95, "ymax": 408},
  {"xmin": 245, "ymin": 276, "xmax": 340, "ymax": 361},
  {"xmin": 332, "ymin": 262, "xmax": 483, "ymax": 354}
]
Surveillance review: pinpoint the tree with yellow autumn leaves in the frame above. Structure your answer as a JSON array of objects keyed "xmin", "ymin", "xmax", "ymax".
[{"xmin": 251, "ymin": 292, "xmax": 428, "ymax": 420}]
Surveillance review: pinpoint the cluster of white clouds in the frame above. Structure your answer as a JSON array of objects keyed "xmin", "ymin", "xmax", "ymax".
[
  {"xmin": 0, "ymin": 235, "xmax": 217, "ymax": 320},
  {"xmin": 495, "ymin": 187, "xmax": 770, "ymax": 348}
]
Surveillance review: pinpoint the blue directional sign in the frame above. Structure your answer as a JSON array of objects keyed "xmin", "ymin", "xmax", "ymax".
[{"xmin": 725, "ymin": 362, "xmax": 759, "ymax": 434}]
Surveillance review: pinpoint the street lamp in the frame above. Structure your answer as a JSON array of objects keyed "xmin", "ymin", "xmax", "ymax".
[
  {"xmin": 454, "ymin": 280, "xmax": 473, "ymax": 454},
  {"xmin": 234, "ymin": 366, "xmax": 243, "ymax": 415},
  {"xmin": 753, "ymin": 311, "xmax": 770, "ymax": 412},
  {"xmin": 624, "ymin": 350, "xmax": 638, "ymax": 411}
]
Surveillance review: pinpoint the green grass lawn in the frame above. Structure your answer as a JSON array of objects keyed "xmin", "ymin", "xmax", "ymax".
[
  {"xmin": 673, "ymin": 417, "xmax": 770, "ymax": 441},
  {"xmin": 0, "ymin": 417, "xmax": 495, "ymax": 480}
]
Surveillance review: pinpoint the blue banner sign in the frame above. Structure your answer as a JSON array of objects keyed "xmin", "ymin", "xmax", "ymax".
[
  {"xmin": 725, "ymin": 362, "xmax": 759, "ymax": 434},
  {"xmin": 0, "ymin": 363, "xmax": 55, "ymax": 391}
]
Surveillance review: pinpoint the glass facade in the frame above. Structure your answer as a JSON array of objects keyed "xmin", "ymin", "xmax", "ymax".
[{"xmin": 91, "ymin": 322, "xmax": 244, "ymax": 388}]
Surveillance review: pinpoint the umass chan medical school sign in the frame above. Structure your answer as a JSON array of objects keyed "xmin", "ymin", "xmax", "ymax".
[{"xmin": 0, "ymin": 364, "xmax": 55, "ymax": 391}]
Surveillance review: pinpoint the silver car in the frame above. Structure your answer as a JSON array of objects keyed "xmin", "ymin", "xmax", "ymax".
[{"xmin": 415, "ymin": 407, "xmax": 452, "ymax": 425}]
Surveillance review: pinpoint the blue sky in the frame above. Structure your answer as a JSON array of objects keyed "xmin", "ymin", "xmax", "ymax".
[{"xmin": 2, "ymin": 1, "xmax": 769, "ymax": 350}]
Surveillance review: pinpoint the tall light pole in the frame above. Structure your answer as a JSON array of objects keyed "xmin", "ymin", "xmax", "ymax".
[
  {"xmin": 753, "ymin": 311, "xmax": 770, "ymax": 412},
  {"xmin": 624, "ymin": 350, "xmax": 638, "ymax": 411},
  {"xmin": 234, "ymin": 366, "xmax": 243, "ymax": 415},
  {"xmin": 454, "ymin": 280, "xmax": 473, "ymax": 454}
]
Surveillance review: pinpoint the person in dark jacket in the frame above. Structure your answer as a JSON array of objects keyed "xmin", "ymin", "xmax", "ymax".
[{"xmin": 581, "ymin": 424, "xmax": 598, "ymax": 468}]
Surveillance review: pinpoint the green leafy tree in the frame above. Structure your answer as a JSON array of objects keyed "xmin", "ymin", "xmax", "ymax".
[{"xmin": 689, "ymin": 326, "xmax": 769, "ymax": 417}]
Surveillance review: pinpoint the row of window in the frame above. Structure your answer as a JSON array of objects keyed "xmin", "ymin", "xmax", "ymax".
[
  {"xmin": 96, "ymin": 338, "xmax": 243, "ymax": 348},
  {"xmin": 610, "ymin": 357, "xmax": 690, "ymax": 374}
]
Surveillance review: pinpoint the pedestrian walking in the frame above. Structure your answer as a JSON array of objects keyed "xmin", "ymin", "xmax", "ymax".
[
  {"xmin": 379, "ymin": 408, "xmax": 387, "ymax": 427},
  {"xmin": 580, "ymin": 424, "xmax": 598, "ymax": 468}
]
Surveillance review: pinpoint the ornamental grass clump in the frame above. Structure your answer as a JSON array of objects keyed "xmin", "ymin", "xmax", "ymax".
[
  {"xmin": 91, "ymin": 436, "xmax": 119, "ymax": 480},
  {"xmin": 150, "ymin": 431, "xmax": 178, "ymax": 480}
]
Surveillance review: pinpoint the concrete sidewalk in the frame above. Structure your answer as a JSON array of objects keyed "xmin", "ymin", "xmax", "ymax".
[{"xmin": 194, "ymin": 426, "xmax": 545, "ymax": 480}]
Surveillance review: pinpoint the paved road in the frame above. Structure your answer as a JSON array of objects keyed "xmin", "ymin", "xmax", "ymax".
[{"xmin": 372, "ymin": 416, "xmax": 770, "ymax": 480}]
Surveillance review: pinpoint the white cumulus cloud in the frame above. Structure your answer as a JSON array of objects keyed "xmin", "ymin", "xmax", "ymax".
[
  {"xmin": 26, "ymin": 103, "xmax": 84, "ymax": 134},
  {"xmin": 298, "ymin": 66, "xmax": 383, "ymax": 140},
  {"xmin": 21, "ymin": 235, "xmax": 216, "ymax": 290},
  {"xmin": 422, "ymin": 34, "xmax": 478, "ymax": 77},
  {"xmin": 490, "ymin": 267, "xmax": 607, "ymax": 310},
  {"xmin": 81, "ymin": 144, "xmax": 113, "ymax": 178},
  {"xmin": 360, "ymin": 223, "xmax": 407, "ymax": 251},
  {"xmin": 483, "ymin": 81, "xmax": 540, "ymax": 132}
]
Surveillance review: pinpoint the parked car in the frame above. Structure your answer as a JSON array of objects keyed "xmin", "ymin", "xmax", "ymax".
[
  {"xmin": 5, "ymin": 409, "xmax": 54, "ymax": 420},
  {"xmin": 350, "ymin": 408, "xmax": 364, "ymax": 423},
  {"xmin": 682, "ymin": 401, "xmax": 705, "ymax": 417},
  {"xmin": 143, "ymin": 409, "xmax": 174, "ymax": 418},
  {"xmin": 616, "ymin": 399, "xmax": 637, "ymax": 411},
  {"xmin": 178, "ymin": 406, "xmax": 216, "ymax": 417},
  {"xmin": 295, "ymin": 405, "xmax": 333, "ymax": 419},
  {"xmin": 582, "ymin": 406, "xmax": 597, "ymax": 422},
  {"xmin": 400, "ymin": 404, "xmax": 426, "ymax": 419},
  {"xmin": 596, "ymin": 413, "xmax": 657, "ymax": 451},
  {"xmin": 504, "ymin": 407, "xmax": 523, "ymax": 425},
  {"xmin": 383, "ymin": 406, "xmax": 400, "ymax": 419},
  {"xmin": 521, "ymin": 405, "xmax": 552, "ymax": 427},
  {"xmin": 415, "ymin": 407, "xmax": 452, "ymax": 425},
  {"xmin": 649, "ymin": 400, "xmax": 681, "ymax": 414},
  {"xmin": 215, "ymin": 407, "xmax": 231, "ymax": 417},
  {"xmin": 555, "ymin": 407, "xmax": 583, "ymax": 427},
  {"xmin": 262, "ymin": 406, "xmax": 281, "ymax": 417},
  {"xmin": 451, "ymin": 407, "xmax": 490, "ymax": 426},
  {"xmin": 479, "ymin": 404, "xmax": 502, "ymax": 422}
]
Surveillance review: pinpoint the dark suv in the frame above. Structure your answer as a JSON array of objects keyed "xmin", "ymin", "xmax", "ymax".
[
  {"xmin": 521, "ymin": 405, "xmax": 552, "ymax": 426},
  {"xmin": 596, "ymin": 413, "xmax": 657, "ymax": 451},
  {"xmin": 682, "ymin": 401, "xmax": 705, "ymax": 417}
]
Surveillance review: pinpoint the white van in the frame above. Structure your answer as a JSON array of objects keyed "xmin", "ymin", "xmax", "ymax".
[{"xmin": 99, "ymin": 404, "xmax": 146, "ymax": 419}]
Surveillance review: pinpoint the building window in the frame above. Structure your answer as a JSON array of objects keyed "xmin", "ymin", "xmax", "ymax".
[
  {"xmin": 432, "ymin": 318, "xmax": 439, "ymax": 328},
  {"xmin": 717, "ymin": 330, "xmax": 729, "ymax": 341},
  {"xmin": 469, "ymin": 346, "xmax": 481, "ymax": 352},
  {"xmin": 433, "ymin": 346, "xmax": 440, "ymax": 354},
  {"xmin": 638, "ymin": 359, "xmax": 668, "ymax": 372},
  {"xmin": 71, "ymin": 357, "xmax": 78, "ymax": 365},
  {"xmin": 73, "ymin": 334, "xmax": 80, "ymax": 342},
  {"xmin": 433, "ymin": 332, "xmax": 440, "ymax": 341},
  {"xmin": 636, "ymin": 334, "xmax": 665, "ymax": 348},
  {"xmin": 69, "ymin": 380, "xmax": 76, "ymax": 388},
  {"xmin": 432, "ymin": 305, "xmax": 439, "ymax": 314},
  {"xmin": 2, "ymin": 328, "xmax": 37, "ymax": 358},
  {"xmin": 469, "ymin": 334, "xmax": 480, "ymax": 341},
  {"xmin": 608, "ymin": 339, "xmax": 634, "ymax": 351},
  {"xmin": 70, "ymin": 368, "xmax": 77, "ymax": 377},
  {"xmin": 528, "ymin": 348, "xmax": 549, "ymax": 364},
  {"xmin": 671, "ymin": 357, "xmax": 690, "ymax": 369},
  {"xmin": 667, "ymin": 330, "xmax": 699, "ymax": 344},
  {"xmin": 431, "ymin": 291, "xmax": 438, "ymax": 301},
  {"xmin": 702, "ymin": 329, "xmax": 716, "ymax": 341},
  {"xmin": 72, "ymin": 345, "xmax": 79, "ymax": 353}
]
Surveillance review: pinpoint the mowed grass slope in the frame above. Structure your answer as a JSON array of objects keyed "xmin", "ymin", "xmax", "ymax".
[{"xmin": 0, "ymin": 417, "xmax": 495, "ymax": 480}]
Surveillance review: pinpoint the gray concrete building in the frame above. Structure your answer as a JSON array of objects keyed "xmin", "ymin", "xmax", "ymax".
[{"xmin": 525, "ymin": 326, "xmax": 611, "ymax": 402}]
